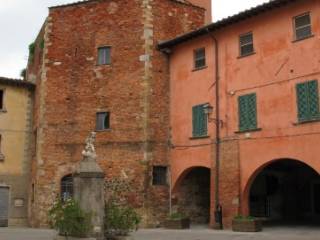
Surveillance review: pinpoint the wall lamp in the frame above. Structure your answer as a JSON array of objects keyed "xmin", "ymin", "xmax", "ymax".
[{"xmin": 203, "ymin": 104, "xmax": 223, "ymax": 127}]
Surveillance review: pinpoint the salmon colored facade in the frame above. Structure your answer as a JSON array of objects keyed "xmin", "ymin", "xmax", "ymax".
[{"xmin": 164, "ymin": 0, "xmax": 320, "ymax": 228}]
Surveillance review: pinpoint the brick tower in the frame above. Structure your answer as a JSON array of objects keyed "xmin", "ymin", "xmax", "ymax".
[{"xmin": 188, "ymin": 0, "xmax": 212, "ymax": 23}]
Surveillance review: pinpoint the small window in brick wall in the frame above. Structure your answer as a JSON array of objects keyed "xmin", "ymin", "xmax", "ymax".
[
  {"xmin": 61, "ymin": 175, "xmax": 73, "ymax": 201},
  {"xmin": 294, "ymin": 13, "xmax": 312, "ymax": 41},
  {"xmin": 97, "ymin": 46, "xmax": 111, "ymax": 65},
  {"xmin": 152, "ymin": 166, "xmax": 168, "ymax": 186},
  {"xmin": 96, "ymin": 112, "xmax": 110, "ymax": 131},
  {"xmin": 194, "ymin": 48, "xmax": 206, "ymax": 69},
  {"xmin": 239, "ymin": 32, "xmax": 254, "ymax": 57}
]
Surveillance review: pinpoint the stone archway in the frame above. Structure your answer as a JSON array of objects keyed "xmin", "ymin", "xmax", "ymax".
[
  {"xmin": 245, "ymin": 159, "xmax": 320, "ymax": 224},
  {"xmin": 172, "ymin": 167, "xmax": 211, "ymax": 224}
]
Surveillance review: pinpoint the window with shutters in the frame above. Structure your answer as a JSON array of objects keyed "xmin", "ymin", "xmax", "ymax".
[
  {"xmin": 152, "ymin": 166, "xmax": 167, "ymax": 186},
  {"xmin": 294, "ymin": 13, "xmax": 312, "ymax": 41},
  {"xmin": 97, "ymin": 46, "xmax": 111, "ymax": 65},
  {"xmin": 296, "ymin": 80, "xmax": 320, "ymax": 122},
  {"xmin": 194, "ymin": 48, "xmax": 206, "ymax": 69},
  {"xmin": 238, "ymin": 93, "xmax": 257, "ymax": 132},
  {"xmin": 239, "ymin": 32, "xmax": 254, "ymax": 57},
  {"xmin": 96, "ymin": 112, "xmax": 110, "ymax": 131},
  {"xmin": 192, "ymin": 104, "xmax": 208, "ymax": 137}
]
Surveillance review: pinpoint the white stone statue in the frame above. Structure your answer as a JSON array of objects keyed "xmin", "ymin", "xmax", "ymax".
[{"xmin": 82, "ymin": 132, "xmax": 97, "ymax": 161}]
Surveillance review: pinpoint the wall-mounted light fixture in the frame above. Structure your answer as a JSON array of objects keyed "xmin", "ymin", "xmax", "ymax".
[{"xmin": 203, "ymin": 103, "xmax": 223, "ymax": 127}]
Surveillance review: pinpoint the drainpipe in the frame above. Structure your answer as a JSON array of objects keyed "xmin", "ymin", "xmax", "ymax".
[{"xmin": 206, "ymin": 28, "xmax": 223, "ymax": 230}]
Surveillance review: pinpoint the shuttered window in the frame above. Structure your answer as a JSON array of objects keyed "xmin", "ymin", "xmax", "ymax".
[
  {"xmin": 296, "ymin": 80, "xmax": 320, "ymax": 122},
  {"xmin": 239, "ymin": 32, "xmax": 254, "ymax": 57},
  {"xmin": 192, "ymin": 104, "xmax": 207, "ymax": 137},
  {"xmin": 294, "ymin": 13, "xmax": 312, "ymax": 40},
  {"xmin": 238, "ymin": 93, "xmax": 257, "ymax": 131}
]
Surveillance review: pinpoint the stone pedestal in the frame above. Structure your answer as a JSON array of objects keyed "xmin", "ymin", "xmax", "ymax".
[{"xmin": 73, "ymin": 133, "xmax": 105, "ymax": 240}]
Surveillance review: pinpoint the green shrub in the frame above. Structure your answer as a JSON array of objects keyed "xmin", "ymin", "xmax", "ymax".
[
  {"xmin": 48, "ymin": 198, "xmax": 92, "ymax": 238},
  {"xmin": 104, "ymin": 202, "xmax": 141, "ymax": 237},
  {"xmin": 168, "ymin": 212, "xmax": 187, "ymax": 220},
  {"xmin": 28, "ymin": 42, "xmax": 35, "ymax": 61}
]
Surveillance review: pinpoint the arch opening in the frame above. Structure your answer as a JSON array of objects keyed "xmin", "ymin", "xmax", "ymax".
[
  {"xmin": 61, "ymin": 174, "xmax": 73, "ymax": 201},
  {"xmin": 172, "ymin": 167, "xmax": 210, "ymax": 224},
  {"xmin": 249, "ymin": 159, "xmax": 320, "ymax": 225}
]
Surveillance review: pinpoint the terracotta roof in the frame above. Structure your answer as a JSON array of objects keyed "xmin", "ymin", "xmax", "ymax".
[
  {"xmin": 158, "ymin": 0, "xmax": 301, "ymax": 50},
  {"xmin": 0, "ymin": 77, "xmax": 35, "ymax": 90},
  {"xmin": 49, "ymin": 0, "xmax": 203, "ymax": 10}
]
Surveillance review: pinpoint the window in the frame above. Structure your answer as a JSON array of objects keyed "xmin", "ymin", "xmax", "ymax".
[
  {"xmin": 296, "ymin": 80, "xmax": 320, "ymax": 122},
  {"xmin": 192, "ymin": 104, "xmax": 208, "ymax": 137},
  {"xmin": 96, "ymin": 112, "xmax": 110, "ymax": 131},
  {"xmin": 239, "ymin": 32, "xmax": 254, "ymax": 57},
  {"xmin": 152, "ymin": 166, "xmax": 167, "ymax": 186},
  {"xmin": 61, "ymin": 175, "xmax": 73, "ymax": 201},
  {"xmin": 0, "ymin": 135, "xmax": 3, "ymax": 161},
  {"xmin": 238, "ymin": 93, "xmax": 257, "ymax": 131},
  {"xmin": 0, "ymin": 90, "xmax": 4, "ymax": 110},
  {"xmin": 194, "ymin": 48, "xmax": 206, "ymax": 69},
  {"xmin": 97, "ymin": 46, "xmax": 111, "ymax": 65},
  {"xmin": 294, "ymin": 13, "xmax": 312, "ymax": 40}
]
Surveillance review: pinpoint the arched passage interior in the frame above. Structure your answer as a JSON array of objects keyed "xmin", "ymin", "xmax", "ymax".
[
  {"xmin": 249, "ymin": 159, "xmax": 320, "ymax": 224},
  {"xmin": 172, "ymin": 167, "xmax": 211, "ymax": 224}
]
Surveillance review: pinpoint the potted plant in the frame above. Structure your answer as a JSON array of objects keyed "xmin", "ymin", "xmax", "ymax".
[
  {"xmin": 104, "ymin": 202, "xmax": 140, "ymax": 240},
  {"xmin": 104, "ymin": 178, "xmax": 141, "ymax": 240},
  {"xmin": 232, "ymin": 215, "xmax": 262, "ymax": 232},
  {"xmin": 163, "ymin": 212, "xmax": 190, "ymax": 229},
  {"xmin": 49, "ymin": 198, "xmax": 94, "ymax": 239}
]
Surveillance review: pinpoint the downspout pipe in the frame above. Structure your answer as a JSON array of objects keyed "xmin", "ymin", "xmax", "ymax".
[{"xmin": 206, "ymin": 28, "xmax": 223, "ymax": 230}]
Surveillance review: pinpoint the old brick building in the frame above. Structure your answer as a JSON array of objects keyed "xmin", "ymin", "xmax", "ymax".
[
  {"xmin": 27, "ymin": 0, "xmax": 210, "ymax": 227},
  {"xmin": 159, "ymin": 0, "xmax": 320, "ymax": 229}
]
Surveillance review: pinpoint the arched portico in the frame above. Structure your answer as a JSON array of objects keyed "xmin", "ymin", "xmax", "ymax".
[
  {"xmin": 172, "ymin": 166, "xmax": 211, "ymax": 224},
  {"xmin": 242, "ymin": 159, "xmax": 320, "ymax": 224}
]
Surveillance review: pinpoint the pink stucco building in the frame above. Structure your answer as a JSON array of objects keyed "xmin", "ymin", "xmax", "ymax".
[{"xmin": 159, "ymin": 0, "xmax": 320, "ymax": 228}]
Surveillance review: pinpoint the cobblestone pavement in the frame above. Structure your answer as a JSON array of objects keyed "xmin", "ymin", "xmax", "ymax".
[{"xmin": 1, "ymin": 225, "xmax": 320, "ymax": 240}]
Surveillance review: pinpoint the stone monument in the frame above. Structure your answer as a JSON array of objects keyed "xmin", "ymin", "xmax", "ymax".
[{"xmin": 73, "ymin": 132, "xmax": 105, "ymax": 240}]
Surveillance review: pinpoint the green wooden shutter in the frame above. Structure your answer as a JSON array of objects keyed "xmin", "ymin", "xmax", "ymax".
[
  {"xmin": 296, "ymin": 80, "xmax": 320, "ymax": 122},
  {"xmin": 238, "ymin": 93, "xmax": 257, "ymax": 131},
  {"xmin": 192, "ymin": 104, "xmax": 207, "ymax": 137},
  {"xmin": 308, "ymin": 80, "xmax": 320, "ymax": 119}
]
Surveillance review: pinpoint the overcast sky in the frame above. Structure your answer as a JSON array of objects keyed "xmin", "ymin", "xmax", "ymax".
[{"xmin": 0, "ymin": 0, "xmax": 268, "ymax": 79}]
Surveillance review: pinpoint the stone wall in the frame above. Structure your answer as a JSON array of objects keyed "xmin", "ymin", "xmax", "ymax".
[{"xmin": 28, "ymin": 0, "xmax": 205, "ymax": 227}]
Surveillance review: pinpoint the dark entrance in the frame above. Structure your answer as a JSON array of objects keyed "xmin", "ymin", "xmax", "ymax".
[
  {"xmin": 0, "ymin": 187, "xmax": 9, "ymax": 227},
  {"xmin": 174, "ymin": 167, "xmax": 210, "ymax": 224},
  {"xmin": 249, "ymin": 159, "xmax": 320, "ymax": 224}
]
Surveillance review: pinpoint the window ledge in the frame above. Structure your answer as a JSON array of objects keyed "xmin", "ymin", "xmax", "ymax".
[
  {"xmin": 0, "ymin": 153, "xmax": 5, "ymax": 161},
  {"xmin": 192, "ymin": 66, "xmax": 208, "ymax": 72},
  {"xmin": 292, "ymin": 34, "xmax": 314, "ymax": 43},
  {"xmin": 235, "ymin": 128, "xmax": 262, "ymax": 134},
  {"xmin": 293, "ymin": 118, "xmax": 320, "ymax": 125},
  {"xmin": 0, "ymin": 109, "xmax": 7, "ymax": 113},
  {"xmin": 190, "ymin": 135, "xmax": 210, "ymax": 140},
  {"xmin": 96, "ymin": 129, "xmax": 112, "ymax": 132},
  {"xmin": 237, "ymin": 52, "xmax": 256, "ymax": 59}
]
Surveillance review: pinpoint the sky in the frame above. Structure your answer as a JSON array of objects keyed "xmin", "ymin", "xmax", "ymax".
[{"xmin": 0, "ymin": 0, "xmax": 269, "ymax": 79}]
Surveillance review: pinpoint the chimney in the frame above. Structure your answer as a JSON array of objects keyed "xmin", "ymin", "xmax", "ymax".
[{"xmin": 187, "ymin": 0, "xmax": 212, "ymax": 23}]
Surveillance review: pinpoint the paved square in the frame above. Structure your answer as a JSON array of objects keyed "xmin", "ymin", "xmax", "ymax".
[{"xmin": 1, "ymin": 226, "xmax": 320, "ymax": 240}]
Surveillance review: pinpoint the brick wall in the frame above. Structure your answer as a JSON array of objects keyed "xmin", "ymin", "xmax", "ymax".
[{"xmin": 28, "ymin": 0, "xmax": 205, "ymax": 227}]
